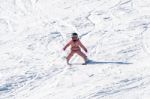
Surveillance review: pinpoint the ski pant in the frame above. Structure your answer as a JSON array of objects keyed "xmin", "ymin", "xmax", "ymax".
[{"xmin": 67, "ymin": 50, "xmax": 87, "ymax": 63}]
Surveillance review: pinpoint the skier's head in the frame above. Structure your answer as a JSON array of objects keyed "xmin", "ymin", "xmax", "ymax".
[{"xmin": 72, "ymin": 33, "xmax": 78, "ymax": 41}]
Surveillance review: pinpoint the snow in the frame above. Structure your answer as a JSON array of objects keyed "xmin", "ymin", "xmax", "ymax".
[{"xmin": 0, "ymin": 0, "xmax": 150, "ymax": 99}]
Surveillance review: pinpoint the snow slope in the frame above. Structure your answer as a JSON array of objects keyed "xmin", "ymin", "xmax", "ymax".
[{"xmin": 0, "ymin": 0, "xmax": 150, "ymax": 99}]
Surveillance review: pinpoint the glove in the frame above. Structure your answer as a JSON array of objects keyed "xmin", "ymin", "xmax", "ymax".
[
  {"xmin": 85, "ymin": 49, "xmax": 87, "ymax": 53},
  {"xmin": 63, "ymin": 47, "xmax": 66, "ymax": 51}
]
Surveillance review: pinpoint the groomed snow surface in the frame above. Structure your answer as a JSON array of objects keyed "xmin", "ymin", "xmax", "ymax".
[{"xmin": 0, "ymin": 0, "xmax": 150, "ymax": 99}]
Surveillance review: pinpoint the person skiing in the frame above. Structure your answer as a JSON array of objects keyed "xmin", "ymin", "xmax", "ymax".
[{"xmin": 63, "ymin": 33, "xmax": 88, "ymax": 65}]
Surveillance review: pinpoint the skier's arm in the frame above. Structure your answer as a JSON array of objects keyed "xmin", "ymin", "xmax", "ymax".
[
  {"xmin": 78, "ymin": 40, "xmax": 87, "ymax": 52},
  {"xmin": 63, "ymin": 40, "xmax": 72, "ymax": 50}
]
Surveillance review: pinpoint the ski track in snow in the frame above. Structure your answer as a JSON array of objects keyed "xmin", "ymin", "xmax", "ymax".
[{"xmin": 0, "ymin": 0, "xmax": 150, "ymax": 99}]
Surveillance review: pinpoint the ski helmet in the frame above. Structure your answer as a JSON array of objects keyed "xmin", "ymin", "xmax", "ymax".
[
  {"xmin": 72, "ymin": 33, "xmax": 78, "ymax": 41},
  {"xmin": 72, "ymin": 33, "xmax": 78, "ymax": 37}
]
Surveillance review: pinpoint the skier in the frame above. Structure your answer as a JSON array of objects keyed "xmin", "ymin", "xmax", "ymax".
[{"xmin": 63, "ymin": 33, "xmax": 88, "ymax": 65}]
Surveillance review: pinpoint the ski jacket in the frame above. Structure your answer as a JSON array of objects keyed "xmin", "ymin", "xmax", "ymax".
[{"xmin": 63, "ymin": 39, "xmax": 87, "ymax": 52}]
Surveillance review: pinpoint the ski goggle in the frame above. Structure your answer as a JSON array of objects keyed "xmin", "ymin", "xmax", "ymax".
[{"xmin": 72, "ymin": 35, "xmax": 78, "ymax": 39}]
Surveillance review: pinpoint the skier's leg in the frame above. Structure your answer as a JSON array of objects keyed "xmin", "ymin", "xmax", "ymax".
[
  {"xmin": 66, "ymin": 51, "xmax": 75, "ymax": 64},
  {"xmin": 76, "ymin": 51, "xmax": 87, "ymax": 63}
]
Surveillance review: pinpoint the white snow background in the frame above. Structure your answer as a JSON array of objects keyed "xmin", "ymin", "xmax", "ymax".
[{"xmin": 0, "ymin": 0, "xmax": 150, "ymax": 99}]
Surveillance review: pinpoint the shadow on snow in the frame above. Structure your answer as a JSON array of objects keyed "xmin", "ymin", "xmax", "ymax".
[{"xmin": 87, "ymin": 60, "xmax": 132, "ymax": 65}]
